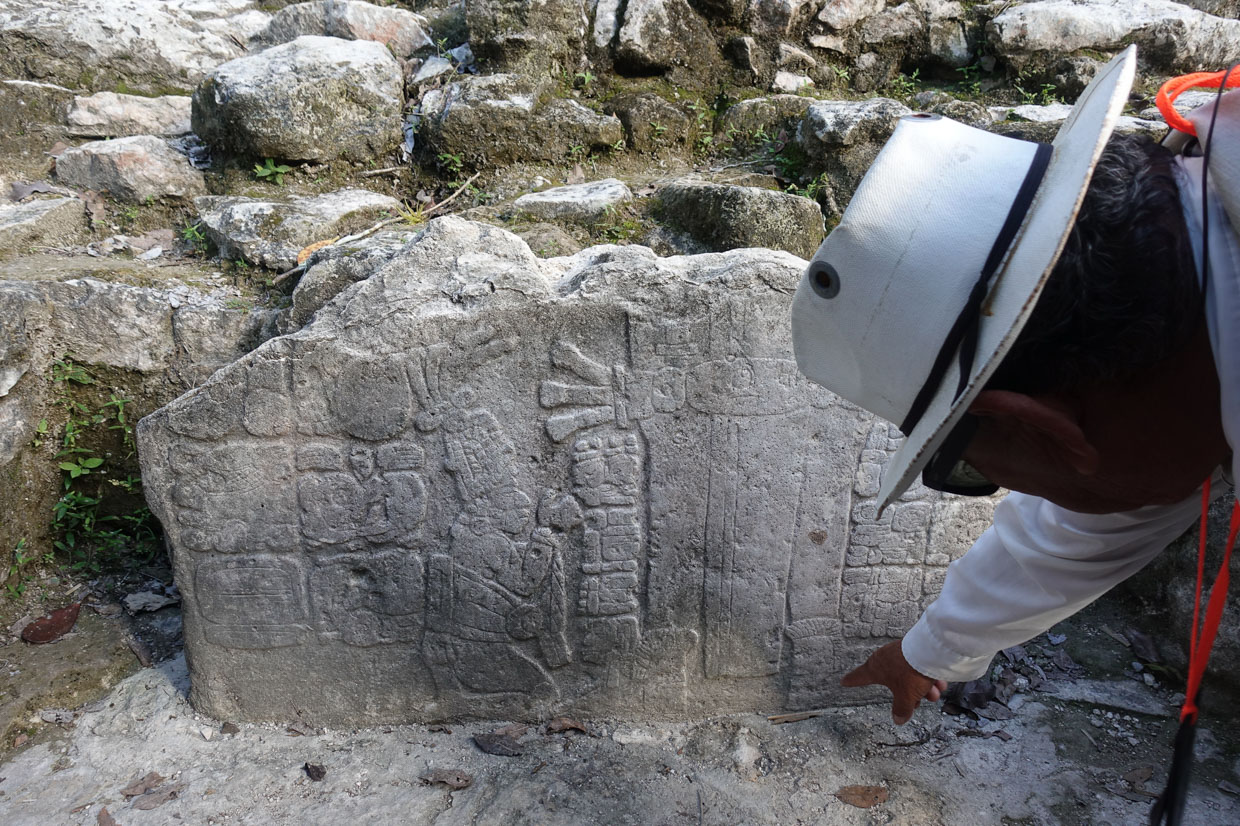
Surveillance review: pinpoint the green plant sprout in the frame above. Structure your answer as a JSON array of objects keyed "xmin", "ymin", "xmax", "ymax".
[{"xmin": 254, "ymin": 157, "xmax": 293, "ymax": 185}]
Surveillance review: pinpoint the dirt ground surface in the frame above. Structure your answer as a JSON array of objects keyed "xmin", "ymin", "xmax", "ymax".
[{"xmin": 1, "ymin": 599, "xmax": 1238, "ymax": 826}]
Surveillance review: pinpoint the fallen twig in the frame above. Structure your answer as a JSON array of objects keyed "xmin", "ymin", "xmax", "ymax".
[
  {"xmin": 271, "ymin": 171, "xmax": 483, "ymax": 287},
  {"xmin": 360, "ymin": 166, "xmax": 405, "ymax": 178}
]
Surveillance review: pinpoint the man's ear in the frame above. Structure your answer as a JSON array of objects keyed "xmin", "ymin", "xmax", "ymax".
[{"xmin": 968, "ymin": 390, "xmax": 1101, "ymax": 475}]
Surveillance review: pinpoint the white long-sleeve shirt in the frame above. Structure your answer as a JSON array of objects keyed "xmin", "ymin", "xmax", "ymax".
[{"xmin": 902, "ymin": 91, "xmax": 1240, "ymax": 682}]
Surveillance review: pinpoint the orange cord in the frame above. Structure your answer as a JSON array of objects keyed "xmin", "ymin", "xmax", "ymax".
[
  {"xmin": 1180, "ymin": 481, "xmax": 1240, "ymax": 724},
  {"xmin": 1157, "ymin": 71, "xmax": 1240, "ymax": 137}
]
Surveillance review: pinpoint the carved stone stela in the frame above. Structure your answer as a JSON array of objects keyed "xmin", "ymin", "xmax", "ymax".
[{"xmin": 138, "ymin": 218, "xmax": 996, "ymax": 723}]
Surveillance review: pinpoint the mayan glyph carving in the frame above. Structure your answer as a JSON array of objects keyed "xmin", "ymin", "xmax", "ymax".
[{"xmin": 137, "ymin": 218, "xmax": 997, "ymax": 724}]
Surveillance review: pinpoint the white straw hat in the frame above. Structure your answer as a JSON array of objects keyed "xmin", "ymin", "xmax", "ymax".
[{"xmin": 791, "ymin": 46, "xmax": 1138, "ymax": 513}]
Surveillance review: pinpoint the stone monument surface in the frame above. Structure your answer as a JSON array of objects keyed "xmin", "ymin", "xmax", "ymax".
[{"xmin": 137, "ymin": 217, "xmax": 996, "ymax": 724}]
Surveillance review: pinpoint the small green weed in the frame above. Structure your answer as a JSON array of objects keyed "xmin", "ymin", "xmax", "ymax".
[
  {"xmin": 45, "ymin": 357, "xmax": 160, "ymax": 573},
  {"xmin": 955, "ymin": 63, "xmax": 982, "ymax": 97},
  {"xmin": 254, "ymin": 157, "xmax": 293, "ymax": 185},
  {"xmin": 181, "ymin": 221, "xmax": 208, "ymax": 254},
  {"xmin": 888, "ymin": 69, "xmax": 920, "ymax": 98},
  {"xmin": 5, "ymin": 538, "xmax": 43, "ymax": 599},
  {"xmin": 438, "ymin": 152, "xmax": 465, "ymax": 177}
]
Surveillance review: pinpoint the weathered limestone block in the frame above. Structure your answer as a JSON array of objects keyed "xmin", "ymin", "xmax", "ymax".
[
  {"xmin": 745, "ymin": 0, "xmax": 819, "ymax": 36},
  {"xmin": 987, "ymin": 0, "xmax": 1240, "ymax": 75},
  {"xmin": 54, "ymin": 136, "xmax": 206, "ymax": 203},
  {"xmin": 261, "ymin": 0, "xmax": 433, "ymax": 57},
  {"xmin": 796, "ymin": 97, "xmax": 910, "ymax": 203},
  {"xmin": 192, "ymin": 36, "xmax": 404, "ymax": 163},
  {"xmin": 0, "ymin": 197, "xmax": 87, "ymax": 259},
  {"xmin": 603, "ymin": 93, "xmax": 697, "ymax": 154},
  {"xmin": 66, "ymin": 92, "xmax": 193, "ymax": 139},
  {"xmin": 654, "ymin": 180, "xmax": 825, "ymax": 258},
  {"xmin": 286, "ymin": 231, "xmax": 413, "ymax": 331},
  {"xmin": 817, "ymin": 0, "xmax": 887, "ymax": 31},
  {"xmin": 0, "ymin": 0, "xmax": 241, "ymax": 94},
  {"xmin": 0, "ymin": 265, "xmax": 278, "ymax": 576},
  {"xmin": 419, "ymin": 75, "xmax": 623, "ymax": 166},
  {"xmin": 719, "ymin": 95, "xmax": 815, "ymax": 143},
  {"xmin": 466, "ymin": 0, "xmax": 588, "ymax": 73},
  {"xmin": 513, "ymin": 179, "xmax": 633, "ymax": 222},
  {"xmin": 615, "ymin": 0, "xmax": 718, "ymax": 73},
  {"xmin": 195, "ymin": 188, "xmax": 403, "ymax": 270},
  {"xmin": 137, "ymin": 216, "xmax": 997, "ymax": 724}
]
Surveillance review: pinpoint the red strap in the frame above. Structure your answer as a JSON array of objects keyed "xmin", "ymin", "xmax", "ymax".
[
  {"xmin": 1180, "ymin": 481, "xmax": 1240, "ymax": 723},
  {"xmin": 1157, "ymin": 71, "xmax": 1240, "ymax": 138}
]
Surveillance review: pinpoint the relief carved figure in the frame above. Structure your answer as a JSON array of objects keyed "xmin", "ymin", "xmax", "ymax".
[
  {"xmin": 296, "ymin": 441, "xmax": 427, "ymax": 551},
  {"xmin": 421, "ymin": 372, "xmax": 572, "ymax": 700}
]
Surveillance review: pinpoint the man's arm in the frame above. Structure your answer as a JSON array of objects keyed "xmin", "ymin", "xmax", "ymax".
[{"xmin": 846, "ymin": 484, "xmax": 1217, "ymax": 722}]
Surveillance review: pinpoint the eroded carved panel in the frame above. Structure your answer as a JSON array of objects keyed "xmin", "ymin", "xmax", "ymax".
[{"xmin": 138, "ymin": 224, "xmax": 1000, "ymax": 724}]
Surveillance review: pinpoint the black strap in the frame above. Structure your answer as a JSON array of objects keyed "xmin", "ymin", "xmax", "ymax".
[
  {"xmin": 1149, "ymin": 715, "xmax": 1197, "ymax": 825},
  {"xmin": 900, "ymin": 142, "xmax": 1054, "ymax": 435}
]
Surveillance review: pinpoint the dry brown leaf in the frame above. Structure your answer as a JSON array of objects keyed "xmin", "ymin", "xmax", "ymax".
[
  {"xmin": 835, "ymin": 785, "xmax": 888, "ymax": 808},
  {"xmin": 21, "ymin": 602, "xmax": 81, "ymax": 644},
  {"xmin": 131, "ymin": 782, "xmax": 186, "ymax": 810},
  {"xmin": 1123, "ymin": 766, "xmax": 1154, "ymax": 788},
  {"xmin": 474, "ymin": 731, "xmax": 523, "ymax": 756},
  {"xmin": 494, "ymin": 723, "xmax": 528, "ymax": 738},
  {"xmin": 304, "ymin": 763, "xmax": 327, "ymax": 781},
  {"xmin": 97, "ymin": 807, "xmax": 119, "ymax": 826},
  {"xmin": 127, "ymin": 636, "xmax": 153, "ymax": 668},
  {"xmin": 120, "ymin": 771, "xmax": 165, "ymax": 798},
  {"xmin": 545, "ymin": 716, "xmax": 587, "ymax": 735},
  {"xmin": 296, "ymin": 238, "xmax": 336, "ymax": 265},
  {"xmin": 420, "ymin": 768, "xmax": 472, "ymax": 789}
]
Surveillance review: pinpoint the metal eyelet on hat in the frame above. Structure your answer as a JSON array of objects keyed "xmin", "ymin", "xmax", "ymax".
[
  {"xmin": 905, "ymin": 112, "xmax": 942, "ymax": 121},
  {"xmin": 807, "ymin": 259, "xmax": 840, "ymax": 299}
]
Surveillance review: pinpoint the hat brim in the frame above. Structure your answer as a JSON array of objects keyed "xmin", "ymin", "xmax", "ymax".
[{"xmin": 877, "ymin": 45, "xmax": 1138, "ymax": 512}]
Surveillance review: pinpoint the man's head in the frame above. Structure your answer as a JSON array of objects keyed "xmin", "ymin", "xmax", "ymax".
[
  {"xmin": 792, "ymin": 46, "xmax": 1224, "ymax": 513},
  {"xmin": 958, "ymin": 134, "xmax": 1227, "ymax": 513}
]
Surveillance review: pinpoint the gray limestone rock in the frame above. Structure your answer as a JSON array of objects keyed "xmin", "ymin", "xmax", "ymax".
[
  {"xmin": 195, "ymin": 188, "xmax": 403, "ymax": 271},
  {"xmin": 260, "ymin": 0, "xmax": 433, "ymax": 57},
  {"xmin": 615, "ymin": 0, "xmax": 718, "ymax": 73},
  {"xmin": 602, "ymin": 93, "xmax": 697, "ymax": 154},
  {"xmin": 192, "ymin": 35, "xmax": 404, "ymax": 163},
  {"xmin": 987, "ymin": 0, "xmax": 1240, "ymax": 75},
  {"xmin": 0, "ymin": 197, "xmax": 87, "ymax": 258},
  {"xmin": 54, "ymin": 136, "xmax": 206, "ymax": 203},
  {"xmin": 745, "ymin": 0, "xmax": 819, "ymax": 36},
  {"xmin": 0, "ymin": 0, "xmax": 241, "ymax": 94},
  {"xmin": 0, "ymin": 81, "xmax": 75, "ymax": 155},
  {"xmin": 771, "ymin": 71, "xmax": 812, "ymax": 94},
  {"xmin": 0, "ymin": 263, "xmax": 278, "ymax": 570},
  {"xmin": 135, "ymin": 216, "xmax": 992, "ymax": 724},
  {"xmin": 412, "ymin": 56, "xmax": 455, "ymax": 85},
  {"xmin": 419, "ymin": 75, "xmax": 623, "ymax": 166},
  {"xmin": 986, "ymin": 105, "xmax": 1165, "ymax": 143},
  {"xmin": 465, "ymin": 0, "xmax": 588, "ymax": 73},
  {"xmin": 796, "ymin": 97, "xmax": 910, "ymax": 201},
  {"xmin": 285, "ymin": 232, "xmax": 413, "ymax": 332},
  {"xmin": 817, "ymin": 0, "xmax": 887, "ymax": 31},
  {"xmin": 654, "ymin": 180, "xmax": 824, "ymax": 258},
  {"xmin": 514, "ymin": 222, "xmax": 583, "ymax": 258},
  {"xmin": 513, "ymin": 179, "xmax": 634, "ymax": 222},
  {"xmin": 66, "ymin": 92, "xmax": 193, "ymax": 138},
  {"xmin": 859, "ymin": 1, "xmax": 924, "ymax": 47},
  {"xmin": 719, "ymin": 95, "xmax": 815, "ymax": 144}
]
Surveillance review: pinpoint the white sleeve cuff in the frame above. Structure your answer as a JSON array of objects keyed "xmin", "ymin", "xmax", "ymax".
[{"xmin": 902, "ymin": 614, "xmax": 995, "ymax": 683}]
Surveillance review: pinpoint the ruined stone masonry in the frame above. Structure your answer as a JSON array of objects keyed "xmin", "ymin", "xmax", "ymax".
[{"xmin": 137, "ymin": 217, "xmax": 997, "ymax": 724}]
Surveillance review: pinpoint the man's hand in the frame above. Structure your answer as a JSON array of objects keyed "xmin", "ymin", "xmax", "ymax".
[{"xmin": 840, "ymin": 639, "xmax": 947, "ymax": 725}]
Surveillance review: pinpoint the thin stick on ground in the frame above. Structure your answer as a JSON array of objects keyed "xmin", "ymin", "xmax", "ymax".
[{"xmin": 272, "ymin": 171, "xmax": 482, "ymax": 286}]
